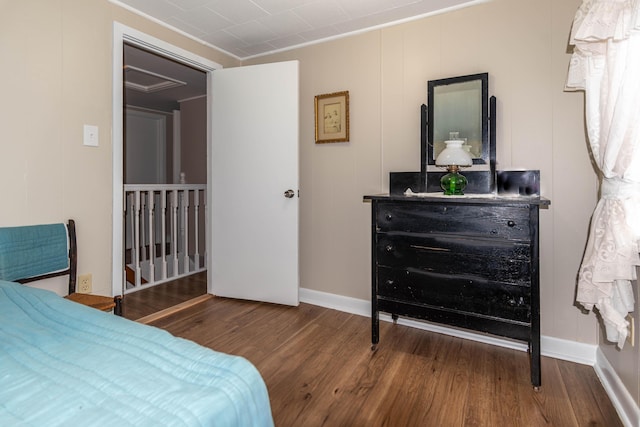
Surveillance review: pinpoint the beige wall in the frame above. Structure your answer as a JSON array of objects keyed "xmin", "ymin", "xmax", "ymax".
[
  {"xmin": 179, "ymin": 96, "xmax": 207, "ymax": 185},
  {"xmin": 244, "ymin": 0, "xmax": 639, "ymax": 403},
  {"xmin": 1, "ymin": 0, "xmax": 637, "ymax": 405},
  {"xmin": 0, "ymin": 0, "xmax": 238, "ymax": 295},
  {"xmin": 244, "ymin": 0, "xmax": 593, "ymax": 340}
]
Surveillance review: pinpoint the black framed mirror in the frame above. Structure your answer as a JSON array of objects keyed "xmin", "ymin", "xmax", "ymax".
[
  {"xmin": 421, "ymin": 72, "xmax": 496, "ymax": 193},
  {"xmin": 428, "ymin": 72, "xmax": 488, "ymax": 166}
]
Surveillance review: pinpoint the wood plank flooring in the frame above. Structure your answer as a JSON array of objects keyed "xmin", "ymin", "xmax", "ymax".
[
  {"xmin": 122, "ymin": 271, "xmax": 207, "ymax": 320},
  {"xmin": 147, "ymin": 296, "xmax": 623, "ymax": 427}
]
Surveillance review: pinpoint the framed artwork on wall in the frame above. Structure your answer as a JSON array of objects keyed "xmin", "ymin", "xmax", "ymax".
[{"xmin": 314, "ymin": 91, "xmax": 349, "ymax": 143}]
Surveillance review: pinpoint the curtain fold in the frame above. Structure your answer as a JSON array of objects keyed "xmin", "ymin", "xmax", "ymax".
[{"xmin": 566, "ymin": 0, "xmax": 640, "ymax": 348}]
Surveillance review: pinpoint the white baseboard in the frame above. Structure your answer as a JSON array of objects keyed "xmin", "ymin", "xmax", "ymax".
[
  {"xmin": 594, "ymin": 349, "xmax": 640, "ymax": 427},
  {"xmin": 300, "ymin": 287, "xmax": 596, "ymax": 361},
  {"xmin": 299, "ymin": 287, "xmax": 639, "ymax": 427}
]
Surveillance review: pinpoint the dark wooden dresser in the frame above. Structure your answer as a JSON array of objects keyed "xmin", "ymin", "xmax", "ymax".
[{"xmin": 364, "ymin": 194, "xmax": 550, "ymax": 387}]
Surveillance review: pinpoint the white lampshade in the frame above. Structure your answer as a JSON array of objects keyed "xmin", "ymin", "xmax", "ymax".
[{"xmin": 435, "ymin": 140, "xmax": 473, "ymax": 167}]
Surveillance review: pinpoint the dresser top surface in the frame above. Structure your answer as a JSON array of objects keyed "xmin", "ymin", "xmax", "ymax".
[{"xmin": 363, "ymin": 193, "xmax": 551, "ymax": 206}]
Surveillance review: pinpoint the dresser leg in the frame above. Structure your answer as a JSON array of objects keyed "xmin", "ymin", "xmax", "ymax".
[
  {"xmin": 529, "ymin": 339, "xmax": 541, "ymax": 388},
  {"xmin": 371, "ymin": 309, "xmax": 379, "ymax": 351},
  {"xmin": 391, "ymin": 313, "xmax": 398, "ymax": 324}
]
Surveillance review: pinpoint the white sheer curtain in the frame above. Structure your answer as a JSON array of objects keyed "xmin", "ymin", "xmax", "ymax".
[{"xmin": 566, "ymin": 0, "xmax": 640, "ymax": 348}]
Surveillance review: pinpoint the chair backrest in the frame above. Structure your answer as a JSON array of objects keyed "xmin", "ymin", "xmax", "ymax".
[{"xmin": 0, "ymin": 219, "xmax": 77, "ymax": 295}]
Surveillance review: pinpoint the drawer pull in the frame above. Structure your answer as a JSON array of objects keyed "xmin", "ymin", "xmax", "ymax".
[
  {"xmin": 507, "ymin": 220, "xmax": 516, "ymax": 227},
  {"xmin": 409, "ymin": 245, "xmax": 450, "ymax": 252},
  {"xmin": 385, "ymin": 213, "xmax": 393, "ymax": 221},
  {"xmin": 385, "ymin": 245, "xmax": 394, "ymax": 252}
]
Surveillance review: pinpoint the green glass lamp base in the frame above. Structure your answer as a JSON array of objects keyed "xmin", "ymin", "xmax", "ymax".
[{"xmin": 440, "ymin": 171, "xmax": 468, "ymax": 195}]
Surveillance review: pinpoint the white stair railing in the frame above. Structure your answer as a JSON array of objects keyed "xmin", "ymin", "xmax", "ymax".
[{"xmin": 124, "ymin": 184, "xmax": 206, "ymax": 294}]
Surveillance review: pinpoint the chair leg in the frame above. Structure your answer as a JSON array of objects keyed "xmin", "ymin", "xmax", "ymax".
[{"xmin": 114, "ymin": 295, "xmax": 123, "ymax": 316}]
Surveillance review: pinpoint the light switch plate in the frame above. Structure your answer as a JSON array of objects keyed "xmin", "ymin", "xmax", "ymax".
[{"xmin": 83, "ymin": 124, "xmax": 99, "ymax": 147}]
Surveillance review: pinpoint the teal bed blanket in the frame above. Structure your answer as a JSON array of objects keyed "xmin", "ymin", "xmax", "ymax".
[{"xmin": 0, "ymin": 281, "xmax": 273, "ymax": 427}]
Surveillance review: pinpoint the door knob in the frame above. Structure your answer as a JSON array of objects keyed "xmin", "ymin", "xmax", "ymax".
[{"xmin": 284, "ymin": 189, "xmax": 295, "ymax": 198}]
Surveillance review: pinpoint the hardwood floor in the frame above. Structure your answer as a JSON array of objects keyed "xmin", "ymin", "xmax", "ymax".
[
  {"xmin": 122, "ymin": 271, "xmax": 207, "ymax": 320},
  {"xmin": 148, "ymin": 296, "xmax": 623, "ymax": 427}
]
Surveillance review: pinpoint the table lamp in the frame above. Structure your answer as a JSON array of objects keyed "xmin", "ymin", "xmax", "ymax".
[{"xmin": 435, "ymin": 135, "xmax": 473, "ymax": 195}]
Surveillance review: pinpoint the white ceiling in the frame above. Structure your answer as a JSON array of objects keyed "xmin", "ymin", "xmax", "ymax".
[{"xmin": 115, "ymin": 0, "xmax": 483, "ymax": 60}]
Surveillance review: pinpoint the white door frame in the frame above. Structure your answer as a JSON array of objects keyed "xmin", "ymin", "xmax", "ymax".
[{"xmin": 112, "ymin": 22, "xmax": 221, "ymax": 297}]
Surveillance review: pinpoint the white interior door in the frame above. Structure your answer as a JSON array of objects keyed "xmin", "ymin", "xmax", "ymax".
[{"xmin": 210, "ymin": 61, "xmax": 299, "ymax": 306}]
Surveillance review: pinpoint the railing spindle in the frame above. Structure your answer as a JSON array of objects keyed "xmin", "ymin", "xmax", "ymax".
[
  {"xmin": 161, "ymin": 189, "xmax": 167, "ymax": 280},
  {"xmin": 171, "ymin": 189, "xmax": 179, "ymax": 276},
  {"xmin": 134, "ymin": 190, "xmax": 142, "ymax": 288},
  {"xmin": 140, "ymin": 193, "xmax": 147, "ymax": 263},
  {"xmin": 182, "ymin": 190, "xmax": 190, "ymax": 274},
  {"xmin": 194, "ymin": 189, "xmax": 200, "ymax": 270},
  {"xmin": 147, "ymin": 190, "xmax": 155, "ymax": 284}
]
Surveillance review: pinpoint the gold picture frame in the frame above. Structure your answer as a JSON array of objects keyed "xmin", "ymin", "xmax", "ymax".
[{"xmin": 314, "ymin": 91, "xmax": 349, "ymax": 143}]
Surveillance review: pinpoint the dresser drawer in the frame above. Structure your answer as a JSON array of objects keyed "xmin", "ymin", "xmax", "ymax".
[
  {"xmin": 376, "ymin": 298, "xmax": 531, "ymax": 341},
  {"xmin": 376, "ymin": 233, "xmax": 532, "ymax": 286},
  {"xmin": 376, "ymin": 266, "xmax": 531, "ymax": 323},
  {"xmin": 376, "ymin": 202, "xmax": 531, "ymax": 241}
]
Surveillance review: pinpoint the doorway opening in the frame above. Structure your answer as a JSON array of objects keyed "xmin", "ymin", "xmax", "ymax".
[{"xmin": 112, "ymin": 23, "xmax": 221, "ymax": 318}]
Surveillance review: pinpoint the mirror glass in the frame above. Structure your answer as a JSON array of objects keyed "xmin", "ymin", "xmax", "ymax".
[{"xmin": 427, "ymin": 73, "xmax": 488, "ymax": 167}]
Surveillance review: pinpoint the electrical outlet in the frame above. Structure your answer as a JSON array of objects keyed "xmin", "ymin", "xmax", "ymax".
[
  {"xmin": 78, "ymin": 274, "xmax": 92, "ymax": 294},
  {"xmin": 626, "ymin": 315, "xmax": 635, "ymax": 347}
]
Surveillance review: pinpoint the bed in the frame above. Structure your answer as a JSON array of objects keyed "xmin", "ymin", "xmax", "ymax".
[{"xmin": 0, "ymin": 221, "xmax": 273, "ymax": 426}]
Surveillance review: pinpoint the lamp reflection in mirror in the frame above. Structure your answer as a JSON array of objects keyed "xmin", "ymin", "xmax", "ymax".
[{"xmin": 435, "ymin": 134, "xmax": 473, "ymax": 195}]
